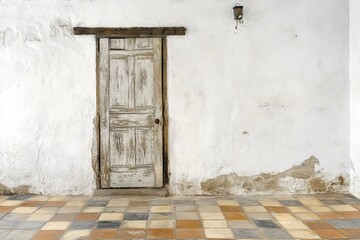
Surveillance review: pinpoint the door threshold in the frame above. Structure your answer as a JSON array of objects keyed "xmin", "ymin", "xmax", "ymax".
[{"xmin": 94, "ymin": 188, "xmax": 168, "ymax": 197}]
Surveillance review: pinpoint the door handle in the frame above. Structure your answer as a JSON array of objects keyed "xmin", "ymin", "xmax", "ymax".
[{"xmin": 155, "ymin": 119, "xmax": 160, "ymax": 124}]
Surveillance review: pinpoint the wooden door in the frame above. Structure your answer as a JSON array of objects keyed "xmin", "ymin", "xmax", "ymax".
[{"xmin": 99, "ymin": 38, "xmax": 163, "ymax": 188}]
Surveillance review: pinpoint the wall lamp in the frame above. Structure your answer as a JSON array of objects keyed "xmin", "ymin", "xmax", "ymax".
[{"xmin": 233, "ymin": 3, "xmax": 244, "ymax": 29}]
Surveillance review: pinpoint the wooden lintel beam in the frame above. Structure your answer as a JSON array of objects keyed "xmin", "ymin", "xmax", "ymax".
[{"xmin": 73, "ymin": 27, "xmax": 186, "ymax": 37}]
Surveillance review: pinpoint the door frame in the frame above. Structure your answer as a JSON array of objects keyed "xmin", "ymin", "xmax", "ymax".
[
  {"xmin": 93, "ymin": 37, "xmax": 169, "ymax": 189},
  {"xmin": 73, "ymin": 27, "xmax": 186, "ymax": 190}
]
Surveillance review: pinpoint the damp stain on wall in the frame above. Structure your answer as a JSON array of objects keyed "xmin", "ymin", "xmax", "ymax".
[
  {"xmin": 201, "ymin": 156, "xmax": 348, "ymax": 195},
  {"xmin": 0, "ymin": 183, "xmax": 32, "ymax": 195}
]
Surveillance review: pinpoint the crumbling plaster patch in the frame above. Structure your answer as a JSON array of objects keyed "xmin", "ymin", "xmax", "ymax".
[{"xmin": 201, "ymin": 156, "xmax": 348, "ymax": 195}]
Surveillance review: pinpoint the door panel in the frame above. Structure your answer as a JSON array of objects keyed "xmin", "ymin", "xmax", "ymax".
[{"xmin": 99, "ymin": 37, "xmax": 163, "ymax": 188}]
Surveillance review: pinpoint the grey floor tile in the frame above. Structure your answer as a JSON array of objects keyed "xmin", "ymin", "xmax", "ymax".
[
  {"xmin": 18, "ymin": 221, "xmax": 45, "ymax": 230},
  {"xmin": 262, "ymin": 228, "xmax": 293, "ymax": 239},
  {"xmin": 0, "ymin": 221, "xmax": 20, "ymax": 230},
  {"xmin": 7, "ymin": 196, "xmax": 31, "ymax": 201},
  {"xmin": 123, "ymin": 213, "xmax": 149, "ymax": 220},
  {"xmin": 173, "ymin": 200, "xmax": 196, "ymax": 205},
  {"xmin": 0, "ymin": 213, "xmax": 5, "ymax": 220},
  {"xmin": 232, "ymin": 229, "xmax": 261, "ymax": 239},
  {"xmin": 320, "ymin": 200, "xmax": 344, "ymax": 205},
  {"xmin": 87, "ymin": 200, "xmax": 109, "ymax": 207},
  {"xmin": 0, "ymin": 230, "xmax": 11, "ymax": 238},
  {"xmin": 69, "ymin": 220, "xmax": 96, "ymax": 229},
  {"xmin": 253, "ymin": 220, "xmax": 280, "ymax": 228},
  {"xmin": 95, "ymin": 221, "xmax": 121, "ymax": 229},
  {"xmin": 2, "ymin": 213, "xmax": 30, "ymax": 221},
  {"xmin": 3, "ymin": 230, "xmax": 36, "ymax": 240},
  {"xmin": 328, "ymin": 219, "xmax": 359, "ymax": 229},
  {"xmin": 279, "ymin": 200, "xmax": 303, "ymax": 206}
]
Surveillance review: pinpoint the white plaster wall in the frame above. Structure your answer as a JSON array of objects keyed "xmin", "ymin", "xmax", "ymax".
[
  {"xmin": 0, "ymin": 0, "xmax": 350, "ymax": 195},
  {"xmin": 350, "ymin": 0, "xmax": 360, "ymax": 198}
]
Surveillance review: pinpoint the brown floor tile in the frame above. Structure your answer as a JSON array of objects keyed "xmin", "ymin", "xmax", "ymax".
[
  {"xmin": 89, "ymin": 229, "xmax": 117, "ymax": 239},
  {"xmin": 176, "ymin": 220, "xmax": 202, "ymax": 228},
  {"xmin": 0, "ymin": 206, "xmax": 15, "ymax": 213},
  {"xmin": 117, "ymin": 229, "xmax": 146, "ymax": 239},
  {"xmin": 303, "ymin": 220, "xmax": 334, "ymax": 229},
  {"xmin": 51, "ymin": 213, "xmax": 77, "ymax": 221},
  {"xmin": 265, "ymin": 206, "xmax": 288, "ymax": 213},
  {"xmin": 32, "ymin": 230, "xmax": 64, "ymax": 240},
  {"xmin": 147, "ymin": 228, "xmax": 176, "ymax": 238},
  {"xmin": 340, "ymin": 228, "xmax": 360, "ymax": 238},
  {"xmin": 313, "ymin": 229, "xmax": 347, "ymax": 239},
  {"xmin": 317, "ymin": 212, "xmax": 344, "ymax": 219},
  {"xmin": 176, "ymin": 229, "xmax": 206, "ymax": 238},
  {"xmin": 44, "ymin": 201, "xmax": 66, "ymax": 207},
  {"xmin": 220, "ymin": 206, "xmax": 242, "ymax": 212},
  {"xmin": 20, "ymin": 201, "xmax": 44, "ymax": 207},
  {"xmin": 75, "ymin": 212, "xmax": 100, "ymax": 221},
  {"xmin": 339, "ymin": 211, "xmax": 360, "ymax": 219},
  {"xmin": 223, "ymin": 212, "xmax": 247, "ymax": 220},
  {"xmin": 129, "ymin": 201, "xmax": 149, "ymax": 206}
]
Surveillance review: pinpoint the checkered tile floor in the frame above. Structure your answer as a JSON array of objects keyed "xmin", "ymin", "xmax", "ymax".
[{"xmin": 1, "ymin": 194, "xmax": 360, "ymax": 239}]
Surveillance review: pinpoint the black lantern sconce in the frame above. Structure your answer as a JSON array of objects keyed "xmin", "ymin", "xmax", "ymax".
[{"xmin": 233, "ymin": 3, "xmax": 244, "ymax": 29}]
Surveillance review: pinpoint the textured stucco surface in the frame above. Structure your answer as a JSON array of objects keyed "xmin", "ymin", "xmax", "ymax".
[
  {"xmin": 350, "ymin": 0, "xmax": 360, "ymax": 198},
  {"xmin": 0, "ymin": 0, "xmax": 351, "ymax": 195}
]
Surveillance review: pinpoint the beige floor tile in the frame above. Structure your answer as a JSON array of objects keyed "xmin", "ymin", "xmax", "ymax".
[
  {"xmin": 176, "ymin": 212, "xmax": 200, "ymax": 220},
  {"xmin": 28, "ymin": 196, "xmax": 50, "ymax": 201},
  {"xmin": 204, "ymin": 229, "xmax": 234, "ymax": 239},
  {"xmin": 60, "ymin": 230, "xmax": 90, "ymax": 240},
  {"xmin": 287, "ymin": 229, "xmax": 320, "ymax": 239},
  {"xmin": 278, "ymin": 220, "xmax": 310, "ymax": 229},
  {"xmin": 48, "ymin": 196, "xmax": 71, "ymax": 202},
  {"xmin": 98, "ymin": 213, "xmax": 123, "ymax": 221},
  {"xmin": 274, "ymin": 195, "xmax": 296, "ymax": 200},
  {"xmin": 198, "ymin": 206, "xmax": 221, "ymax": 212},
  {"xmin": 12, "ymin": 207, "xmax": 39, "ymax": 213},
  {"xmin": 82, "ymin": 207, "xmax": 104, "ymax": 213},
  {"xmin": 64, "ymin": 201, "xmax": 86, "ymax": 207},
  {"xmin": 150, "ymin": 206, "xmax": 172, "ymax": 212},
  {"xmin": 127, "ymin": 206, "xmax": 149, "ymax": 212},
  {"xmin": 307, "ymin": 205, "xmax": 333, "ymax": 212},
  {"xmin": 120, "ymin": 220, "xmax": 147, "ymax": 229},
  {"xmin": 287, "ymin": 206, "xmax": 310, "ymax": 213},
  {"xmin": 271, "ymin": 213, "xmax": 297, "ymax": 221},
  {"xmin": 42, "ymin": 221, "xmax": 71, "ymax": 230},
  {"xmin": 242, "ymin": 206, "xmax": 267, "ymax": 212},
  {"xmin": 107, "ymin": 199, "xmax": 129, "ymax": 207},
  {"xmin": 329, "ymin": 204, "xmax": 358, "ymax": 211},
  {"xmin": 0, "ymin": 200, "xmax": 23, "ymax": 206},
  {"xmin": 298, "ymin": 198, "xmax": 324, "ymax": 206},
  {"xmin": 35, "ymin": 207, "xmax": 59, "ymax": 214},
  {"xmin": 259, "ymin": 199, "xmax": 282, "ymax": 206},
  {"xmin": 104, "ymin": 207, "xmax": 126, "ymax": 213},
  {"xmin": 57, "ymin": 207, "xmax": 83, "ymax": 213},
  {"xmin": 216, "ymin": 200, "xmax": 239, "ymax": 206},
  {"xmin": 203, "ymin": 220, "xmax": 228, "ymax": 228},
  {"xmin": 227, "ymin": 220, "xmax": 256, "ymax": 229},
  {"xmin": 148, "ymin": 220, "xmax": 174, "ymax": 228},
  {"xmin": 294, "ymin": 212, "xmax": 321, "ymax": 220},
  {"xmin": 200, "ymin": 212, "xmax": 225, "ymax": 220},
  {"xmin": 27, "ymin": 213, "xmax": 55, "ymax": 221}
]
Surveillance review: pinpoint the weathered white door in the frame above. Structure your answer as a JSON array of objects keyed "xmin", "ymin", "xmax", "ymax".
[{"xmin": 99, "ymin": 38, "xmax": 163, "ymax": 188}]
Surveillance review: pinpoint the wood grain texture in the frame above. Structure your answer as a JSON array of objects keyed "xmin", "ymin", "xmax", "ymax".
[
  {"xmin": 74, "ymin": 27, "xmax": 186, "ymax": 37},
  {"xmin": 99, "ymin": 37, "xmax": 163, "ymax": 188},
  {"xmin": 99, "ymin": 38, "xmax": 111, "ymax": 188}
]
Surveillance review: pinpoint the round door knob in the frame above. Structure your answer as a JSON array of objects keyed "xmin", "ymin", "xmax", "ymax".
[{"xmin": 155, "ymin": 119, "xmax": 160, "ymax": 124}]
